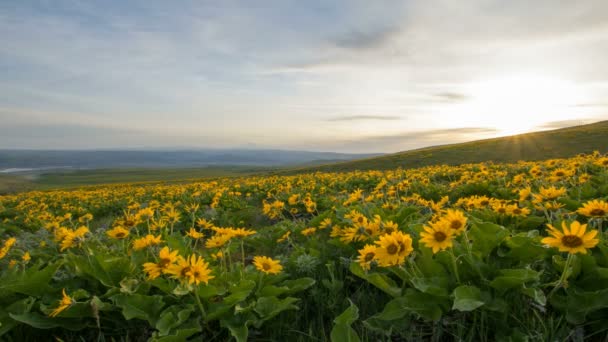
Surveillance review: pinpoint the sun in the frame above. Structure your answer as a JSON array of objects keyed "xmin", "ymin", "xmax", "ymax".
[{"xmin": 442, "ymin": 74, "xmax": 586, "ymax": 136}]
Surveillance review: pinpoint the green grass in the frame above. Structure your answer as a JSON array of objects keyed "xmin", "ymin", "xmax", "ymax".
[
  {"xmin": 0, "ymin": 175, "xmax": 34, "ymax": 194},
  {"xmin": 1, "ymin": 166, "xmax": 275, "ymax": 193},
  {"xmin": 285, "ymin": 120, "xmax": 608, "ymax": 174}
]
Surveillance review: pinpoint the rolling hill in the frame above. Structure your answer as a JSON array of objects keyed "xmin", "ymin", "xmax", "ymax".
[{"xmin": 285, "ymin": 120, "xmax": 608, "ymax": 173}]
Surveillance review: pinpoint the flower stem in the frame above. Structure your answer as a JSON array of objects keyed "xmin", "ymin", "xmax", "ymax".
[
  {"xmin": 549, "ymin": 253, "xmax": 574, "ymax": 297},
  {"xmin": 449, "ymin": 249, "xmax": 461, "ymax": 284},
  {"xmin": 193, "ymin": 289, "xmax": 206, "ymax": 320}
]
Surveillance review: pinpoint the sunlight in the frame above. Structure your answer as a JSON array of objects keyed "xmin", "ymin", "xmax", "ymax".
[{"xmin": 446, "ymin": 75, "xmax": 586, "ymax": 136}]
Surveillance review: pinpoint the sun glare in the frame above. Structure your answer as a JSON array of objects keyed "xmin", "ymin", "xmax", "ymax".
[{"xmin": 445, "ymin": 75, "xmax": 586, "ymax": 136}]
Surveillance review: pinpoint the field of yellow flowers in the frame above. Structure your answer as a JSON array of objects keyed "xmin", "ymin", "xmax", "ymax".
[{"xmin": 1, "ymin": 152, "xmax": 608, "ymax": 341}]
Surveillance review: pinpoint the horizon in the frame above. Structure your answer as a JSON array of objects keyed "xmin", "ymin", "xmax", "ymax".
[{"xmin": 2, "ymin": 1, "xmax": 608, "ymax": 153}]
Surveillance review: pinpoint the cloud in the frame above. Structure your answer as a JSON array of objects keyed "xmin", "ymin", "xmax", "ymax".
[
  {"xmin": 432, "ymin": 92, "xmax": 469, "ymax": 102},
  {"xmin": 533, "ymin": 119, "xmax": 599, "ymax": 130},
  {"xmin": 326, "ymin": 115, "xmax": 401, "ymax": 122},
  {"xmin": 331, "ymin": 26, "xmax": 400, "ymax": 50},
  {"xmin": 330, "ymin": 127, "xmax": 498, "ymax": 153}
]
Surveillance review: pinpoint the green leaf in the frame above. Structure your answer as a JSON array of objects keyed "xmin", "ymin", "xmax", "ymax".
[
  {"xmin": 374, "ymin": 289, "xmax": 444, "ymax": 322},
  {"xmin": 490, "ymin": 268, "xmax": 541, "ymax": 292},
  {"xmin": 0, "ymin": 297, "xmax": 36, "ymax": 336},
  {"xmin": 0, "ymin": 262, "xmax": 61, "ymax": 298},
  {"xmin": 349, "ymin": 263, "xmax": 401, "ymax": 298},
  {"xmin": 70, "ymin": 252, "xmax": 134, "ymax": 288},
  {"xmin": 206, "ymin": 280, "xmax": 256, "ymax": 321},
  {"xmin": 254, "ymin": 296, "xmax": 299, "ymax": 323},
  {"xmin": 521, "ymin": 288, "xmax": 546, "ymax": 306},
  {"xmin": 469, "ymin": 222, "xmax": 509, "ymax": 256},
  {"xmin": 152, "ymin": 319, "xmax": 202, "ymax": 342},
  {"xmin": 9, "ymin": 312, "xmax": 84, "ymax": 331},
  {"xmin": 330, "ymin": 300, "xmax": 360, "ymax": 342},
  {"xmin": 452, "ymin": 285, "xmax": 484, "ymax": 312},
  {"xmin": 155, "ymin": 305, "xmax": 195, "ymax": 336},
  {"xmin": 110, "ymin": 293, "xmax": 165, "ymax": 326}
]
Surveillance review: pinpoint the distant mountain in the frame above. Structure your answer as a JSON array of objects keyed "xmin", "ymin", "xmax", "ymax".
[
  {"xmin": 283, "ymin": 120, "xmax": 608, "ymax": 174},
  {"xmin": 0, "ymin": 149, "xmax": 380, "ymax": 171}
]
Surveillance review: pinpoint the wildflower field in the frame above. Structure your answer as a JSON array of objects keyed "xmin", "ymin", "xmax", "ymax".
[{"xmin": 1, "ymin": 153, "xmax": 608, "ymax": 341}]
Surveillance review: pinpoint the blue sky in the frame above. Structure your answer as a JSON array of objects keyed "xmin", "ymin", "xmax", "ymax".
[{"xmin": 1, "ymin": 0, "xmax": 607, "ymax": 152}]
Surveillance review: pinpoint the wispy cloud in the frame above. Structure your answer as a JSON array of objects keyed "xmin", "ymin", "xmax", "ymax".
[{"xmin": 326, "ymin": 115, "xmax": 401, "ymax": 122}]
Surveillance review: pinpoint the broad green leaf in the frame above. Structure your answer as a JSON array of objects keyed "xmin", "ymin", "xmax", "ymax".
[
  {"xmin": 254, "ymin": 296, "xmax": 299, "ymax": 323},
  {"xmin": 110, "ymin": 293, "xmax": 165, "ymax": 326},
  {"xmin": 452, "ymin": 285, "xmax": 484, "ymax": 312},
  {"xmin": 490, "ymin": 269, "xmax": 541, "ymax": 292},
  {"xmin": 349, "ymin": 263, "xmax": 401, "ymax": 298},
  {"xmin": 521, "ymin": 288, "xmax": 546, "ymax": 306},
  {"xmin": 469, "ymin": 222, "xmax": 508, "ymax": 256},
  {"xmin": 330, "ymin": 300, "xmax": 360, "ymax": 342},
  {"xmin": 0, "ymin": 262, "xmax": 61, "ymax": 298},
  {"xmin": 374, "ymin": 289, "xmax": 444, "ymax": 322},
  {"xmin": 155, "ymin": 305, "xmax": 195, "ymax": 336},
  {"xmin": 9, "ymin": 312, "xmax": 84, "ymax": 331}
]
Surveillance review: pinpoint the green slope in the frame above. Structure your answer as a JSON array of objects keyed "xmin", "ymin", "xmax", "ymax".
[{"xmin": 286, "ymin": 120, "xmax": 608, "ymax": 173}]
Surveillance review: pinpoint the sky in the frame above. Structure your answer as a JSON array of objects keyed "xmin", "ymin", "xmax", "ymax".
[{"xmin": 1, "ymin": 0, "xmax": 607, "ymax": 153}]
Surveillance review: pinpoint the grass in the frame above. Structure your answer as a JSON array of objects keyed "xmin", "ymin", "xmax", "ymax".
[
  {"xmin": 0, "ymin": 166, "xmax": 275, "ymax": 193},
  {"xmin": 284, "ymin": 120, "xmax": 608, "ymax": 174}
]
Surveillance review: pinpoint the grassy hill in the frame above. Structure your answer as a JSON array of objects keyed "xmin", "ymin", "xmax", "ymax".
[
  {"xmin": 0, "ymin": 166, "xmax": 272, "ymax": 194},
  {"xmin": 285, "ymin": 120, "xmax": 608, "ymax": 173}
]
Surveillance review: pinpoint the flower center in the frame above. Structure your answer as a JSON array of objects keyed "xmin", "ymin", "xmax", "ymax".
[
  {"xmin": 590, "ymin": 208, "xmax": 605, "ymax": 216},
  {"xmin": 386, "ymin": 243, "xmax": 399, "ymax": 255},
  {"xmin": 561, "ymin": 235, "xmax": 583, "ymax": 248},
  {"xmin": 159, "ymin": 258, "xmax": 171, "ymax": 268},
  {"xmin": 115, "ymin": 232, "xmax": 126, "ymax": 238},
  {"xmin": 262, "ymin": 263, "xmax": 271, "ymax": 271},
  {"xmin": 450, "ymin": 220, "xmax": 463, "ymax": 229},
  {"xmin": 434, "ymin": 231, "xmax": 447, "ymax": 242},
  {"xmin": 180, "ymin": 266, "xmax": 191, "ymax": 277},
  {"xmin": 512, "ymin": 208, "xmax": 522, "ymax": 215},
  {"xmin": 364, "ymin": 252, "xmax": 375, "ymax": 262},
  {"xmin": 556, "ymin": 171, "xmax": 565, "ymax": 177}
]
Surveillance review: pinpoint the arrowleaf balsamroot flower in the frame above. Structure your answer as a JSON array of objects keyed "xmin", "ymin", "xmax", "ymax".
[
  {"xmin": 357, "ymin": 244, "xmax": 377, "ymax": 270},
  {"xmin": 143, "ymin": 246, "xmax": 180, "ymax": 280},
  {"xmin": 420, "ymin": 221, "xmax": 455, "ymax": 254},
  {"xmin": 253, "ymin": 256, "xmax": 283, "ymax": 274},
  {"xmin": 106, "ymin": 226, "xmax": 130, "ymax": 240},
  {"xmin": 374, "ymin": 231, "xmax": 413, "ymax": 267},
  {"xmin": 541, "ymin": 221, "xmax": 599, "ymax": 254},
  {"xmin": 577, "ymin": 200, "xmax": 608, "ymax": 218},
  {"xmin": 49, "ymin": 289, "xmax": 74, "ymax": 317},
  {"xmin": 167, "ymin": 254, "xmax": 214, "ymax": 285}
]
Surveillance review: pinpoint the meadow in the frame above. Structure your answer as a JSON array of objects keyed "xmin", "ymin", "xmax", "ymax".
[{"xmin": 1, "ymin": 152, "xmax": 608, "ymax": 341}]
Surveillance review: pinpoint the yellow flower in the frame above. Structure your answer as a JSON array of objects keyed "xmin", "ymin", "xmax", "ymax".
[
  {"xmin": 541, "ymin": 221, "xmax": 599, "ymax": 254},
  {"xmin": 253, "ymin": 256, "xmax": 283, "ymax": 274},
  {"xmin": 22, "ymin": 252, "xmax": 31, "ymax": 262},
  {"xmin": 357, "ymin": 244, "xmax": 377, "ymax": 271},
  {"xmin": 166, "ymin": 255, "xmax": 214, "ymax": 285},
  {"xmin": 374, "ymin": 231, "xmax": 413, "ymax": 267},
  {"xmin": 186, "ymin": 227, "xmax": 204, "ymax": 239},
  {"xmin": 106, "ymin": 226, "xmax": 130, "ymax": 240},
  {"xmin": 0, "ymin": 237, "xmax": 17, "ymax": 259},
  {"xmin": 205, "ymin": 234, "xmax": 232, "ymax": 248},
  {"xmin": 577, "ymin": 200, "xmax": 608, "ymax": 218},
  {"xmin": 442, "ymin": 209, "xmax": 468, "ymax": 235},
  {"xmin": 538, "ymin": 186, "xmax": 567, "ymax": 200},
  {"xmin": 230, "ymin": 228, "xmax": 256, "ymax": 238},
  {"xmin": 506, "ymin": 204, "xmax": 531, "ymax": 217},
  {"xmin": 132, "ymin": 234, "xmax": 163, "ymax": 251},
  {"xmin": 277, "ymin": 231, "xmax": 291, "ymax": 242},
  {"xmin": 60, "ymin": 226, "xmax": 89, "ymax": 251},
  {"xmin": 301, "ymin": 227, "xmax": 317, "ymax": 236},
  {"xmin": 142, "ymin": 246, "xmax": 180, "ymax": 280},
  {"xmin": 420, "ymin": 221, "xmax": 454, "ymax": 254},
  {"xmin": 49, "ymin": 289, "xmax": 74, "ymax": 317}
]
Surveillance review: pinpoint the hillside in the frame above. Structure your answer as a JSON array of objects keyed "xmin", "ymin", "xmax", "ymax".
[{"xmin": 286, "ymin": 120, "xmax": 608, "ymax": 173}]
